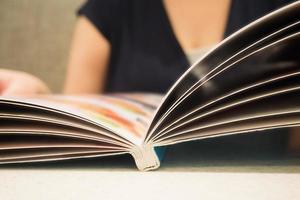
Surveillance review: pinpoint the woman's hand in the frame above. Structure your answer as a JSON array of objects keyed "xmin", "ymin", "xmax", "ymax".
[{"xmin": 0, "ymin": 69, "xmax": 50, "ymax": 96}]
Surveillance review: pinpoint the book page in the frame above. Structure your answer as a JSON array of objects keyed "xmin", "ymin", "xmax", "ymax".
[
  {"xmin": 150, "ymin": 31, "xmax": 300, "ymax": 142},
  {"xmin": 145, "ymin": 1, "xmax": 300, "ymax": 141},
  {"xmin": 0, "ymin": 93, "xmax": 162, "ymax": 145},
  {"xmin": 156, "ymin": 87, "xmax": 300, "ymax": 145},
  {"xmin": 0, "ymin": 147, "xmax": 126, "ymax": 164}
]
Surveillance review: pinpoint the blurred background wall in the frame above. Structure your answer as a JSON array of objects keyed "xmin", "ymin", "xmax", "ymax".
[{"xmin": 0, "ymin": 0, "xmax": 84, "ymax": 92}]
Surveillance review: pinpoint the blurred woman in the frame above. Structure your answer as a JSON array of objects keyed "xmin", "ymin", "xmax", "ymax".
[{"xmin": 0, "ymin": 0, "xmax": 298, "ymax": 152}]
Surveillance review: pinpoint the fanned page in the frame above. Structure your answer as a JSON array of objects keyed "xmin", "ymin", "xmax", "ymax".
[
  {"xmin": 0, "ymin": 94, "xmax": 162, "ymax": 166},
  {"xmin": 145, "ymin": 2, "xmax": 300, "ymax": 150},
  {"xmin": 146, "ymin": 1, "xmax": 300, "ymax": 141}
]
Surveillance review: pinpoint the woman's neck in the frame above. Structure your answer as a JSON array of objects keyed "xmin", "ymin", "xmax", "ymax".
[{"xmin": 163, "ymin": 0, "xmax": 231, "ymax": 52}]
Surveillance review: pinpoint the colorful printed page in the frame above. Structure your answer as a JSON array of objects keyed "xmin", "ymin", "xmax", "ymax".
[{"xmin": 7, "ymin": 93, "xmax": 162, "ymax": 145}]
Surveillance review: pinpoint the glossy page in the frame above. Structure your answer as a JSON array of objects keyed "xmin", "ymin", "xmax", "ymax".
[{"xmin": 146, "ymin": 1, "xmax": 300, "ymax": 141}]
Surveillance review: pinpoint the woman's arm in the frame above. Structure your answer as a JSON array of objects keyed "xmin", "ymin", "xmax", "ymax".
[{"xmin": 63, "ymin": 16, "xmax": 111, "ymax": 94}]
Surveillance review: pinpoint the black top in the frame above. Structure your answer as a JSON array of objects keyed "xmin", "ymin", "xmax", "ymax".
[{"xmin": 78, "ymin": 0, "xmax": 294, "ymax": 93}]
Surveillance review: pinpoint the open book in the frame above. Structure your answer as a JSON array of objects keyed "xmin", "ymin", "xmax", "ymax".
[{"xmin": 0, "ymin": 2, "xmax": 299, "ymax": 171}]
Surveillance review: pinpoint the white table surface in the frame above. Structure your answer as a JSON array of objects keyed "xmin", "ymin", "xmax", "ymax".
[
  {"xmin": 1, "ymin": 137, "xmax": 300, "ymax": 200},
  {"xmin": 1, "ymin": 169, "xmax": 300, "ymax": 200}
]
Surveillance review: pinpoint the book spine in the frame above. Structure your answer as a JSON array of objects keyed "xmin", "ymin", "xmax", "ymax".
[{"xmin": 131, "ymin": 144, "xmax": 160, "ymax": 171}]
